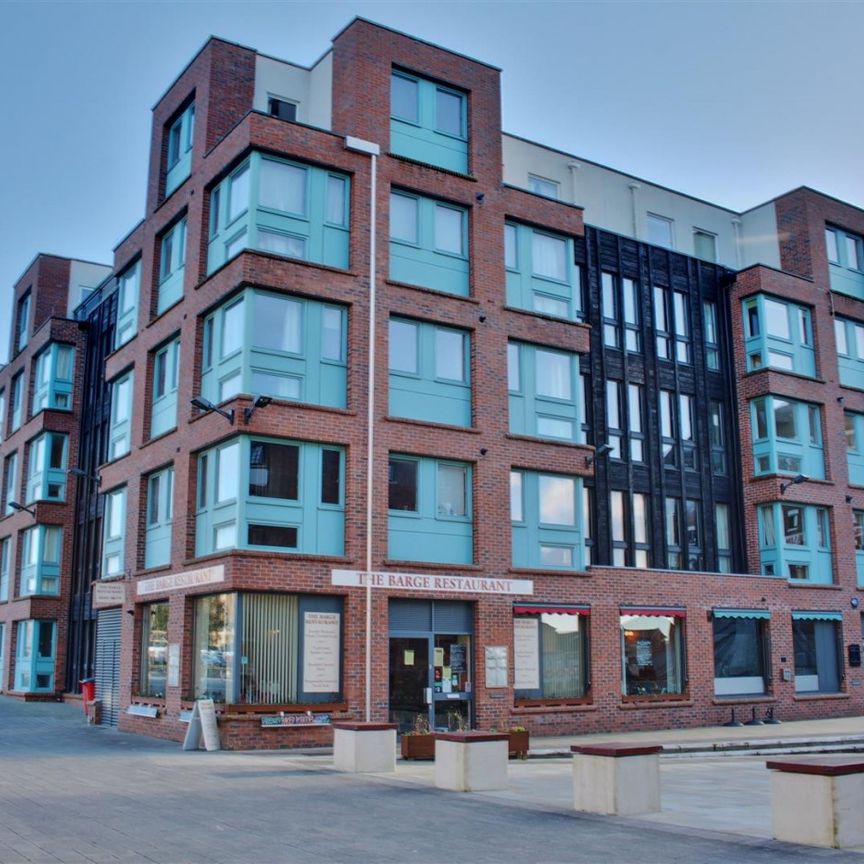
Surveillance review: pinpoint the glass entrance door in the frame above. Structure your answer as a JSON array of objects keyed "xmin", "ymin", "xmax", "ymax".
[
  {"xmin": 389, "ymin": 636, "xmax": 430, "ymax": 733},
  {"xmin": 431, "ymin": 633, "xmax": 471, "ymax": 731}
]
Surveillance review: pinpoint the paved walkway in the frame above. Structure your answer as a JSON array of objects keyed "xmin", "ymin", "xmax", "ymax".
[{"xmin": 1, "ymin": 698, "xmax": 863, "ymax": 863}]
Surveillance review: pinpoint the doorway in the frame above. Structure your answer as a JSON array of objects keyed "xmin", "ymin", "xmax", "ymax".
[{"xmin": 388, "ymin": 599, "xmax": 473, "ymax": 733}]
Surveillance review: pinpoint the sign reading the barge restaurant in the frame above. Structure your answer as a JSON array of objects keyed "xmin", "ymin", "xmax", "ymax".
[
  {"xmin": 137, "ymin": 565, "xmax": 225, "ymax": 597},
  {"xmin": 331, "ymin": 569, "xmax": 533, "ymax": 596}
]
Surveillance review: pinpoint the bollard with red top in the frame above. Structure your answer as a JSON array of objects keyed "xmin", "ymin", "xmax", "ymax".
[{"xmin": 80, "ymin": 678, "xmax": 95, "ymax": 714}]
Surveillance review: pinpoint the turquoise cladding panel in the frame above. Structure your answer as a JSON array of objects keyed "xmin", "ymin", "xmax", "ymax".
[
  {"xmin": 829, "ymin": 264, "xmax": 864, "ymax": 301},
  {"xmin": 390, "ymin": 119, "xmax": 468, "ymax": 174},
  {"xmin": 389, "ymin": 242, "xmax": 469, "ymax": 296}
]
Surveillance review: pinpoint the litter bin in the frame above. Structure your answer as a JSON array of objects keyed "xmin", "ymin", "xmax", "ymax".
[{"xmin": 80, "ymin": 678, "xmax": 96, "ymax": 715}]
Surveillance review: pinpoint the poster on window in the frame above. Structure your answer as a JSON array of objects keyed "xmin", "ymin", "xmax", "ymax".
[
  {"xmin": 636, "ymin": 639, "xmax": 653, "ymax": 668},
  {"xmin": 513, "ymin": 619, "xmax": 540, "ymax": 690},
  {"xmin": 303, "ymin": 612, "xmax": 340, "ymax": 693}
]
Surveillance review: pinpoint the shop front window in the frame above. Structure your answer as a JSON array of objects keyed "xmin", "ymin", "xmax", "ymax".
[
  {"xmin": 140, "ymin": 602, "xmax": 169, "ymax": 697},
  {"xmin": 620, "ymin": 610, "xmax": 685, "ymax": 697}
]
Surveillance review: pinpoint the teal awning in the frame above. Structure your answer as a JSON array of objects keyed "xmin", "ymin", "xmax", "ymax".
[
  {"xmin": 713, "ymin": 608, "xmax": 770, "ymax": 620},
  {"xmin": 791, "ymin": 610, "xmax": 843, "ymax": 621}
]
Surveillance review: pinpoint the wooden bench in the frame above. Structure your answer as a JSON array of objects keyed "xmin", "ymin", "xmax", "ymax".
[
  {"xmin": 434, "ymin": 731, "xmax": 509, "ymax": 792},
  {"xmin": 571, "ymin": 743, "xmax": 663, "ymax": 815},
  {"xmin": 766, "ymin": 755, "xmax": 864, "ymax": 848},
  {"xmin": 332, "ymin": 722, "xmax": 398, "ymax": 774}
]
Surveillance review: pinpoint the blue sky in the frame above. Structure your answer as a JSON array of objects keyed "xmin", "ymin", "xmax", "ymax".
[{"xmin": 1, "ymin": 0, "xmax": 862, "ymax": 362}]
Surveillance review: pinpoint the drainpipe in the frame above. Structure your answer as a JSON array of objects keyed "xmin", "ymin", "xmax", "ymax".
[
  {"xmin": 567, "ymin": 161, "xmax": 580, "ymax": 207},
  {"xmin": 345, "ymin": 136, "xmax": 380, "ymax": 722},
  {"xmin": 731, "ymin": 218, "xmax": 743, "ymax": 269}
]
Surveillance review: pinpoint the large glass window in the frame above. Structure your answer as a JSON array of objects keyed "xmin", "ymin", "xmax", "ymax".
[
  {"xmin": 157, "ymin": 217, "xmax": 187, "ymax": 314},
  {"xmin": 646, "ymin": 214, "xmax": 674, "ymax": 249},
  {"xmin": 32, "ymin": 344, "xmax": 75, "ymax": 414},
  {"xmin": 621, "ymin": 611, "xmax": 685, "ymax": 697},
  {"xmin": 513, "ymin": 609, "xmax": 589, "ymax": 700},
  {"xmin": 835, "ymin": 315, "xmax": 864, "ymax": 389},
  {"xmin": 4, "ymin": 452, "xmax": 17, "ymax": 516},
  {"xmin": 109, "ymin": 372, "xmax": 133, "ymax": 460},
  {"xmin": 751, "ymin": 396, "xmax": 824, "ymax": 479},
  {"xmin": 25, "ymin": 432, "xmax": 67, "ymax": 503},
  {"xmin": 0, "ymin": 536, "xmax": 9, "ymax": 602},
  {"xmin": 743, "ymin": 295, "xmax": 815, "ymax": 377},
  {"xmin": 712, "ymin": 612, "xmax": 768, "ymax": 696},
  {"xmin": 151, "ymin": 337, "xmax": 180, "ymax": 438},
  {"xmin": 20, "ymin": 525, "xmax": 62, "ymax": 596},
  {"xmin": 165, "ymin": 101, "xmax": 195, "ymax": 196},
  {"xmin": 758, "ymin": 503, "xmax": 832, "ymax": 583},
  {"xmin": 140, "ymin": 602, "xmax": 169, "ymax": 697},
  {"xmin": 145, "ymin": 467, "xmax": 174, "ymax": 569},
  {"xmin": 14, "ymin": 620, "xmax": 55, "ymax": 692},
  {"xmin": 792, "ymin": 614, "xmax": 842, "ymax": 693},
  {"xmin": 115, "ymin": 260, "xmax": 140, "ymax": 348},
  {"xmin": 15, "ymin": 291, "xmax": 30, "ymax": 354},
  {"xmin": 102, "ymin": 487, "xmax": 126, "ymax": 579},
  {"xmin": 826, "ymin": 225, "xmax": 864, "ymax": 300}
]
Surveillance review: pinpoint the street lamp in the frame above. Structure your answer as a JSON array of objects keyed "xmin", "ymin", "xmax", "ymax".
[
  {"xmin": 191, "ymin": 396, "xmax": 234, "ymax": 424},
  {"xmin": 779, "ymin": 474, "xmax": 808, "ymax": 495},
  {"xmin": 585, "ymin": 443, "xmax": 615, "ymax": 467}
]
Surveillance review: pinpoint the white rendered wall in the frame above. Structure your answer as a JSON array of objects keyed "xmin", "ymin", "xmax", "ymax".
[
  {"xmin": 738, "ymin": 202, "xmax": 781, "ymax": 270},
  {"xmin": 67, "ymin": 260, "xmax": 111, "ymax": 316},
  {"xmin": 255, "ymin": 54, "xmax": 331, "ymax": 131},
  {"xmin": 307, "ymin": 51, "xmax": 333, "ymax": 131}
]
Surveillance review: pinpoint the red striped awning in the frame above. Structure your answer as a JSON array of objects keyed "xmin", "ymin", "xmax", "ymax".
[
  {"xmin": 513, "ymin": 605, "xmax": 590, "ymax": 616},
  {"xmin": 619, "ymin": 607, "xmax": 686, "ymax": 618}
]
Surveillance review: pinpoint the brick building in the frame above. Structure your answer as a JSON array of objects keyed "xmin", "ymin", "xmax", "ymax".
[{"xmin": 0, "ymin": 19, "xmax": 863, "ymax": 747}]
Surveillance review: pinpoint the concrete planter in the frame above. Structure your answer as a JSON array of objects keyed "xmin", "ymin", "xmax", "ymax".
[{"xmin": 508, "ymin": 729, "xmax": 529, "ymax": 759}]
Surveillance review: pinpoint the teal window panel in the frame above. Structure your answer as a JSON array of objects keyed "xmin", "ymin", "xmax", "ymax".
[
  {"xmin": 10, "ymin": 372, "xmax": 22, "ymax": 432},
  {"xmin": 389, "ymin": 191, "xmax": 469, "ymax": 296},
  {"xmin": 19, "ymin": 525, "xmax": 62, "ymax": 596},
  {"xmin": 853, "ymin": 510, "xmax": 864, "ymax": 588},
  {"xmin": 32, "ymin": 344, "xmax": 75, "ymax": 414},
  {"xmin": 115, "ymin": 260, "xmax": 140, "ymax": 348},
  {"xmin": 505, "ymin": 222, "xmax": 581, "ymax": 321},
  {"xmin": 750, "ymin": 396, "xmax": 824, "ymax": 480},
  {"xmin": 507, "ymin": 341, "xmax": 584, "ymax": 443},
  {"xmin": 25, "ymin": 432, "xmax": 68, "ymax": 503},
  {"xmin": 510, "ymin": 470, "xmax": 585, "ymax": 570},
  {"xmin": 165, "ymin": 102, "xmax": 195, "ymax": 196},
  {"xmin": 109, "ymin": 371, "xmax": 133, "ymax": 460},
  {"xmin": 826, "ymin": 225, "xmax": 864, "ymax": 300},
  {"xmin": 757, "ymin": 502, "xmax": 832, "ymax": 584},
  {"xmin": 157, "ymin": 217, "xmax": 187, "ymax": 315},
  {"xmin": 201, "ymin": 288, "xmax": 347, "ymax": 409},
  {"xmin": 0, "ymin": 537, "xmax": 8, "ymax": 601},
  {"xmin": 388, "ymin": 317, "xmax": 471, "ymax": 426},
  {"xmin": 846, "ymin": 411, "xmax": 864, "ymax": 485},
  {"xmin": 834, "ymin": 316, "xmax": 864, "ymax": 390},
  {"xmin": 102, "ymin": 487, "xmax": 127, "ymax": 579},
  {"xmin": 387, "ymin": 455, "xmax": 472, "ymax": 564},
  {"xmin": 13, "ymin": 620, "xmax": 56, "ymax": 692},
  {"xmin": 4, "ymin": 452, "xmax": 17, "ymax": 516},
  {"xmin": 390, "ymin": 71, "xmax": 468, "ymax": 174},
  {"xmin": 742, "ymin": 295, "xmax": 815, "ymax": 377},
  {"xmin": 196, "ymin": 436, "xmax": 344, "ymax": 558},
  {"xmin": 207, "ymin": 154, "xmax": 350, "ymax": 275},
  {"xmin": 15, "ymin": 292, "xmax": 30, "ymax": 354},
  {"xmin": 145, "ymin": 467, "xmax": 174, "ymax": 569},
  {"xmin": 151, "ymin": 337, "xmax": 180, "ymax": 439}
]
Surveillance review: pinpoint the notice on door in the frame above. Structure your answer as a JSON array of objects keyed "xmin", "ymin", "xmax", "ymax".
[
  {"xmin": 513, "ymin": 618, "xmax": 539, "ymax": 690},
  {"xmin": 303, "ymin": 612, "xmax": 341, "ymax": 693}
]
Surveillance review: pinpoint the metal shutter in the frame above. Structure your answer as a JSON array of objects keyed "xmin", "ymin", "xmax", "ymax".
[
  {"xmin": 94, "ymin": 609, "xmax": 122, "ymax": 726},
  {"xmin": 432, "ymin": 600, "xmax": 473, "ymax": 634},
  {"xmin": 389, "ymin": 599, "xmax": 432, "ymax": 633}
]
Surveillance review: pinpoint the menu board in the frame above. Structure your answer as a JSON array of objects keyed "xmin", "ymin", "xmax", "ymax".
[
  {"xmin": 485, "ymin": 646, "xmax": 508, "ymax": 688},
  {"xmin": 513, "ymin": 618, "xmax": 540, "ymax": 690},
  {"xmin": 303, "ymin": 612, "xmax": 341, "ymax": 693}
]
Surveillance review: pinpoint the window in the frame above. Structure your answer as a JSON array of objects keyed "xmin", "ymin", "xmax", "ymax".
[
  {"xmin": 0, "ymin": 389, "xmax": 5, "ymax": 444},
  {"xmin": 665, "ymin": 498, "xmax": 702, "ymax": 570},
  {"xmin": 758, "ymin": 503, "xmax": 832, "ymax": 583},
  {"xmin": 157, "ymin": 216, "xmax": 187, "ymax": 314},
  {"xmin": 32, "ymin": 343, "xmax": 75, "ymax": 414},
  {"xmin": 109, "ymin": 372, "xmax": 133, "ymax": 460},
  {"xmin": 20, "ymin": 525, "xmax": 62, "ymax": 596},
  {"xmin": 0, "ymin": 537, "xmax": 9, "ymax": 601},
  {"xmin": 115, "ymin": 260, "xmax": 140, "ymax": 348},
  {"xmin": 193, "ymin": 592, "xmax": 343, "ymax": 704},
  {"xmin": 826, "ymin": 225, "xmax": 864, "ymax": 300},
  {"xmin": 853, "ymin": 509, "xmax": 864, "ymax": 588},
  {"xmin": 834, "ymin": 315, "xmax": 864, "ymax": 389},
  {"xmin": 102, "ymin": 487, "xmax": 126, "ymax": 579},
  {"xmin": 715, "ymin": 503, "xmax": 732, "ymax": 573},
  {"xmin": 25, "ymin": 432, "xmax": 67, "ymax": 503},
  {"xmin": 165, "ymin": 101, "xmax": 195, "ymax": 196},
  {"xmin": 659, "ymin": 390, "xmax": 696, "ymax": 471},
  {"xmin": 507, "ymin": 341, "xmax": 584, "ymax": 443},
  {"xmin": 513, "ymin": 608, "xmax": 588, "ymax": 700},
  {"xmin": 673, "ymin": 292, "xmax": 691, "ymax": 363},
  {"xmin": 708, "ymin": 402, "xmax": 727, "ymax": 475},
  {"xmin": 693, "ymin": 229, "xmax": 717, "ymax": 262},
  {"xmin": 390, "ymin": 71, "xmax": 467, "ymax": 173},
  {"xmin": 201, "ymin": 290, "xmax": 347, "ymax": 410},
  {"xmin": 4, "ymin": 452, "xmax": 17, "ymax": 516},
  {"xmin": 389, "ymin": 191, "xmax": 469, "ymax": 296},
  {"xmin": 646, "ymin": 214, "xmax": 673, "ymax": 249},
  {"xmin": 388, "ymin": 456, "xmax": 472, "ymax": 564},
  {"xmin": 150, "ymin": 337, "xmax": 180, "ymax": 439},
  {"xmin": 751, "ymin": 396, "xmax": 824, "ymax": 479},
  {"xmin": 609, "ymin": 490, "xmax": 649, "ymax": 567},
  {"xmin": 268, "ymin": 96, "xmax": 297, "ymax": 121},
  {"xmin": 145, "ymin": 467, "xmax": 174, "ymax": 569},
  {"xmin": 792, "ymin": 613, "xmax": 843, "ymax": 693},
  {"xmin": 847, "ymin": 411, "xmax": 864, "ymax": 485},
  {"xmin": 528, "ymin": 175, "xmax": 559, "ymax": 199},
  {"xmin": 10, "ymin": 372, "xmax": 22, "ymax": 432},
  {"xmin": 15, "ymin": 291, "xmax": 30, "ymax": 353},
  {"xmin": 14, "ymin": 620, "xmax": 55, "ymax": 692},
  {"xmin": 703, "ymin": 301, "xmax": 720, "ymax": 370},
  {"xmin": 621, "ymin": 610, "xmax": 685, "ymax": 696},
  {"xmin": 742, "ymin": 295, "xmax": 815, "ymax": 377},
  {"xmin": 196, "ymin": 437, "xmax": 344, "ymax": 557},
  {"xmin": 510, "ymin": 470, "xmax": 585, "ymax": 570},
  {"xmin": 601, "ymin": 273, "xmax": 619, "ymax": 349},
  {"xmin": 712, "ymin": 611, "xmax": 768, "ymax": 695},
  {"xmin": 140, "ymin": 602, "xmax": 168, "ymax": 697},
  {"xmin": 505, "ymin": 221, "xmax": 580, "ymax": 320},
  {"xmin": 389, "ymin": 318, "xmax": 470, "ymax": 427}
]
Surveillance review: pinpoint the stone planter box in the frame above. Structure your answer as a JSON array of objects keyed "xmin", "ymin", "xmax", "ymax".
[
  {"xmin": 571, "ymin": 743, "xmax": 662, "ymax": 816},
  {"xmin": 508, "ymin": 729, "xmax": 529, "ymax": 759},
  {"xmin": 332, "ymin": 722, "xmax": 398, "ymax": 773},
  {"xmin": 434, "ymin": 731, "xmax": 509, "ymax": 791},
  {"xmin": 400, "ymin": 734, "xmax": 436, "ymax": 760}
]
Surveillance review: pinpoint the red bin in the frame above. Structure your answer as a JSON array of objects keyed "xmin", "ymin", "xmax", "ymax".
[{"xmin": 80, "ymin": 678, "xmax": 96, "ymax": 714}]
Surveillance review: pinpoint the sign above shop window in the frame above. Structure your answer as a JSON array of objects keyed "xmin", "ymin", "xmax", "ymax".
[
  {"xmin": 92, "ymin": 581, "xmax": 126, "ymax": 609},
  {"xmin": 332, "ymin": 569, "xmax": 533, "ymax": 596},
  {"xmin": 138, "ymin": 564, "xmax": 225, "ymax": 597}
]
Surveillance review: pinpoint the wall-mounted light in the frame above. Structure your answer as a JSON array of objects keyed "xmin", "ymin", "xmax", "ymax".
[
  {"xmin": 68, "ymin": 467, "xmax": 101, "ymax": 485},
  {"xmin": 779, "ymin": 474, "xmax": 808, "ymax": 495},
  {"xmin": 585, "ymin": 443, "xmax": 614, "ymax": 467},
  {"xmin": 479, "ymin": 448, "xmax": 488, "ymax": 457},
  {"xmin": 191, "ymin": 396, "xmax": 234, "ymax": 424},
  {"xmin": 479, "ymin": 314, "xmax": 486, "ymax": 323},
  {"xmin": 243, "ymin": 394, "xmax": 273, "ymax": 424},
  {"xmin": 476, "ymin": 192, "xmax": 485, "ymax": 203},
  {"xmin": 837, "ymin": 396, "xmax": 845, "ymax": 404},
  {"xmin": 847, "ymin": 495, "xmax": 855, "ymax": 504},
  {"xmin": 8, "ymin": 501, "xmax": 36, "ymax": 517}
]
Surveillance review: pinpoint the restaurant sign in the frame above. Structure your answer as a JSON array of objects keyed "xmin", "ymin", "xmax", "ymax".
[{"xmin": 331, "ymin": 569, "xmax": 533, "ymax": 596}]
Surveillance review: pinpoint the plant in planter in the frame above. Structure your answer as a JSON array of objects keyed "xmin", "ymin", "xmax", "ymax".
[
  {"xmin": 400, "ymin": 715, "xmax": 435, "ymax": 760},
  {"xmin": 508, "ymin": 725, "xmax": 530, "ymax": 760}
]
